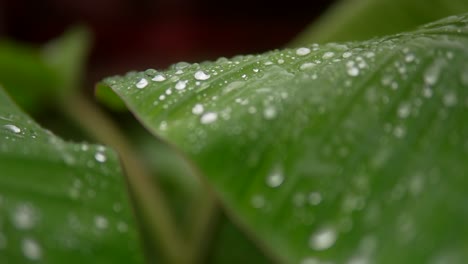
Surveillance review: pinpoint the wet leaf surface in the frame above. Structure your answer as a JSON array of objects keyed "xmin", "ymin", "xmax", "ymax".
[
  {"xmin": 102, "ymin": 14, "xmax": 468, "ymax": 263},
  {"xmin": 0, "ymin": 87, "xmax": 144, "ymax": 263}
]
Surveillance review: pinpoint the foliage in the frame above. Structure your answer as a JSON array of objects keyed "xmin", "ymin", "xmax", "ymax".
[
  {"xmin": 1, "ymin": 1, "xmax": 468, "ymax": 264},
  {"xmin": 101, "ymin": 14, "xmax": 468, "ymax": 263}
]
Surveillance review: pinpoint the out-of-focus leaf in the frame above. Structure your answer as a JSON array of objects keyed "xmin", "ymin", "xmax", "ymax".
[
  {"xmin": 0, "ymin": 86, "xmax": 144, "ymax": 263},
  {"xmin": 291, "ymin": 0, "xmax": 468, "ymax": 45},
  {"xmin": 0, "ymin": 41, "xmax": 57, "ymax": 112},
  {"xmin": 0, "ymin": 26, "xmax": 90, "ymax": 113},
  {"xmin": 42, "ymin": 25, "xmax": 91, "ymax": 96},
  {"xmin": 101, "ymin": 14, "xmax": 468, "ymax": 263}
]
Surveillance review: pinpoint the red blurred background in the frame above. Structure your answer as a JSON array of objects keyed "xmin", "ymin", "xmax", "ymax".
[{"xmin": 0, "ymin": 0, "xmax": 333, "ymax": 85}]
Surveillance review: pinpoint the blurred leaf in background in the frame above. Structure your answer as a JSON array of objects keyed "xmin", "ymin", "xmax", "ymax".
[
  {"xmin": 42, "ymin": 26, "xmax": 91, "ymax": 98},
  {"xmin": 0, "ymin": 26, "xmax": 90, "ymax": 113},
  {"xmin": 292, "ymin": 0, "xmax": 468, "ymax": 45},
  {"xmin": 0, "ymin": 41, "xmax": 57, "ymax": 112}
]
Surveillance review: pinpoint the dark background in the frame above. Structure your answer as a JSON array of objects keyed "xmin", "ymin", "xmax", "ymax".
[{"xmin": 0, "ymin": 0, "xmax": 333, "ymax": 85}]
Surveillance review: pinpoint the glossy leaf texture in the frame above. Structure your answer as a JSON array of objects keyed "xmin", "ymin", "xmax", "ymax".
[
  {"xmin": 0, "ymin": 87, "xmax": 144, "ymax": 263},
  {"xmin": 101, "ymin": 14, "xmax": 468, "ymax": 264}
]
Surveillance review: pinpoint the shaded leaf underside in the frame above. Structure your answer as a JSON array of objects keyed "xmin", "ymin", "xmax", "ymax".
[{"xmin": 103, "ymin": 14, "xmax": 468, "ymax": 263}]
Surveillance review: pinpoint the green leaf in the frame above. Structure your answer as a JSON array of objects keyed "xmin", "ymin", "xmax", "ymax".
[
  {"xmin": 101, "ymin": 14, "xmax": 468, "ymax": 263},
  {"xmin": 208, "ymin": 213, "xmax": 272, "ymax": 264},
  {"xmin": 95, "ymin": 83, "xmax": 127, "ymax": 111},
  {"xmin": 291, "ymin": 0, "xmax": 468, "ymax": 45},
  {"xmin": 42, "ymin": 26, "xmax": 91, "ymax": 96},
  {"xmin": 0, "ymin": 41, "xmax": 57, "ymax": 112},
  {"xmin": 0, "ymin": 26, "xmax": 90, "ymax": 113},
  {"xmin": 0, "ymin": 87, "xmax": 144, "ymax": 263}
]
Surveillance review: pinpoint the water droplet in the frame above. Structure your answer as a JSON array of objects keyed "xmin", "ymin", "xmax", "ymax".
[
  {"xmin": 175, "ymin": 80, "xmax": 187, "ymax": 90},
  {"xmin": 308, "ymin": 192, "xmax": 322, "ymax": 205},
  {"xmin": 446, "ymin": 51, "xmax": 454, "ymax": 59},
  {"xmin": 22, "ymin": 238, "xmax": 42, "ymax": 260},
  {"xmin": 81, "ymin": 144, "xmax": 89, "ymax": 151},
  {"xmin": 356, "ymin": 58, "xmax": 368, "ymax": 69},
  {"xmin": 136, "ymin": 78, "xmax": 148, "ymax": 89},
  {"xmin": 347, "ymin": 66, "xmax": 359, "ymax": 77},
  {"xmin": 342, "ymin": 194, "xmax": 365, "ymax": 212},
  {"xmin": 390, "ymin": 82, "xmax": 398, "ymax": 90},
  {"xmin": 422, "ymin": 87, "xmax": 433, "ymax": 98},
  {"xmin": 322, "ymin": 52, "xmax": 335, "ymax": 59},
  {"xmin": 424, "ymin": 59, "xmax": 444, "ymax": 86},
  {"xmin": 159, "ymin": 121, "xmax": 168, "ymax": 131},
  {"xmin": 300, "ymin": 62, "xmax": 316, "ymax": 70},
  {"xmin": 3, "ymin": 124, "xmax": 21, "ymax": 134},
  {"xmin": 117, "ymin": 221, "xmax": 128, "ymax": 233},
  {"xmin": 69, "ymin": 187, "xmax": 80, "ymax": 199},
  {"xmin": 12, "ymin": 203, "xmax": 38, "ymax": 230},
  {"xmin": 263, "ymin": 106, "xmax": 277, "ymax": 120},
  {"xmin": 152, "ymin": 74, "xmax": 166, "ymax": 82},
  {"xmin": 192, "ymin": 104, "xmax": 204, "ymax": 115},
  {"xmin": 393, "ymin": 125, "xmax": 406, "ymax": 138},
  {"xmin": 293, "ymin": 193, "xmax": 306, "ymax": 207},
  {"xmin": 408, "ymin": 173, "xmax": 425, "ymax": 196},
  {"xmin": 397, "ymin": 103, "xmax": 411, "ymax": 119},
  {"xmin": 365, "ymin": 52, "xmax": 375, "ymax": 58},
  {"xmin": 95, "ymin": 152, "xmax": 107, "ymax": 163},
  {"xmin": 266, "ymin": 170, "xmax": 284, "ymax": 188},
  {"xmin": 94, "ymin": 215, "xmax": 108, "ymax": 229},
  {"xmin": 296, "ymin": 47, "xmax": 311, "ymax": 56},
  {"xmin": 200, "ymin": 112, "xmax": 218, "ymax": 124},
  {"xmin": 194, "ymin": 70, "xmax": 211, "ymax": 80},
  {"xmin": 342, "ymin": 52, "xmax": 353, "ymax": 58},
  {"xmin": 309, "ymin": 227, "xmax": 337, "ymax": 251},
  {"xmin": 300, "ymin": 257, "xmax": 321, "ymax": 264},
  {"xmin": 174, "ymin": 61, "xmax": 190, "ymax": 70},
  {"xmin": 144, "ymin": 69, "xmax": 157, "ymax": 76},
  {"xmin": 347, "ymin": 255, "xmax": 371, "ymax": 264},
  {"xmin": 251, "ymin": 194, "xmax": 265, "ymax": 209},
  {"xmin": 405, "ymin": 53, "xmax": 415, "ymax": 63},
  {"xmin": 443, "ymin": 91, "xmax": 457, "ymax": 107}
]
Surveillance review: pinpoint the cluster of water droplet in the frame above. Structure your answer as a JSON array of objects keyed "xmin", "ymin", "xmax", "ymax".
[
  {"xmin": 0, "ymin": 102, "xmax": 137, "ymax": 261},
  {"xmin": 100, "ymin": 18, "xmax": 468, "ymax": 263}
]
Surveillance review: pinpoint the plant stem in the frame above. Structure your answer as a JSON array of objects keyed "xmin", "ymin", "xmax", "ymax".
[
  {"xmin": 61, "ymin": 92, "xmax": 190, "ymax": 264},
  {"xmin": 187, "ymin": 173, "xmax": 219, "ymax": 263}
]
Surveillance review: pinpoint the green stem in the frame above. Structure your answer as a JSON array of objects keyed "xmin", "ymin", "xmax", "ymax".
[{"xmin": 187, "ymin": 175, "xmax": 219, "ymax": 263}]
